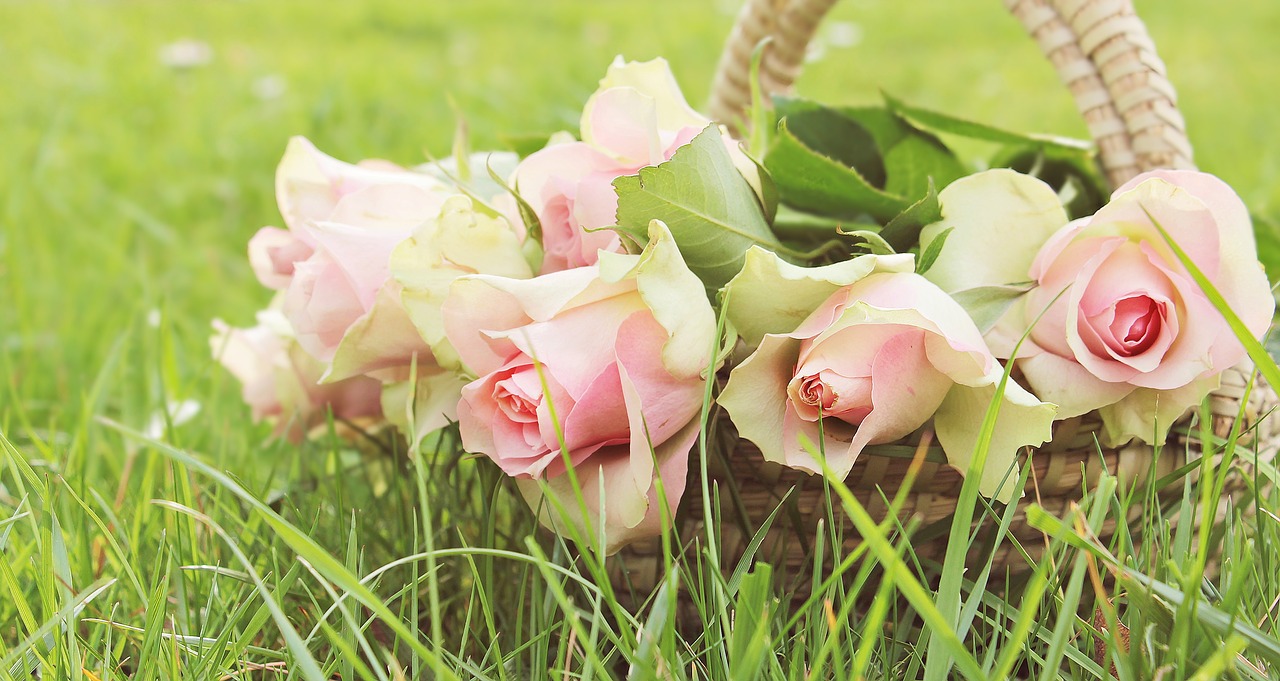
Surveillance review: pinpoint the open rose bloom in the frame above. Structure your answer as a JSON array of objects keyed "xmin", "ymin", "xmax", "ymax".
[
  {"xmin": 442, "ymin": 222, "xmax": 716, "ymax": 552},
  {"xmin": 218, "ymin": 136, "xmax": 533, "ymax": 444},
  {"xmin": 922, "ymin": 169, "xmax": 1274, "ymax": 445},
  {"xmin": 719, "ymin": 249, "xmax": 1056, "ymax": 501}
]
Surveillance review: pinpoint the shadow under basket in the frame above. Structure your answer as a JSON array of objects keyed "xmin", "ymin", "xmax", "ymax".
[{"xmin": 608, "ymin": 363, "xmax": 1279, "ymax": 600}]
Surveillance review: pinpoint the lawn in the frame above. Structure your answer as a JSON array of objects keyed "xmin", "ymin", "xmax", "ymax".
[{"xmin": 3, "ymin": 0, "xmax": 1280, "ymax": 678}]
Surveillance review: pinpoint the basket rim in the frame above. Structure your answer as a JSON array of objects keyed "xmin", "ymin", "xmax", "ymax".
[{"xmin": 706, "ymin": 0, "xmax": 1195, "ymax": 188}]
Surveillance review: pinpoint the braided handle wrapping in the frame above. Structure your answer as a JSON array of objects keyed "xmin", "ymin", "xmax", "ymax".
[{"xmin": 708, "ymin": 0, "xmax": 1194, "ymax": 188}]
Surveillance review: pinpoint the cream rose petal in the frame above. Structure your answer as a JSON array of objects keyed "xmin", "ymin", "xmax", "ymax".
[
  {"xmin": 1017, "ymin": 350, "xmax": 1135, "ymax": 419},
  {"xmin": 718, "ymin": 333, "xmax": 802, "ymax": 466},
  {"xmin": 276, "ymin": 136, "xmax": 446, "ymax": 232},
  {"xmin": 392, "ymin": 196, "xmax": 532, "ymax": 361},
  {"xmin": 1095, "ymin": 374, "xmax": 1222, "ymax": 446},
  {"xmin": 380, "ymin": 369, "xmax": 469, "ymax": 449},
  {"xmin": 582, "ymin": 86, "xmax": 663, "ymax": 167},
  {"xmin": 599, "ymin": 220, "xmax": 718, "ymax": 380},
  {"xmin": 325, "ymin": 283, "xmax": 432, "ymax": 383},
  {"xmin": 922, "ymin": 169, "xmax": 1068, "ymax": 293},
  {"xmin": 585, "ymin": 57, "xmax": 706, "ymax": 139},
  {"xmin": 722, "ymin": 247, "xmax": 914, "ymax": 347},
  {"xmin": 443, "ymin": 266, "xmax": 628, "ymax": 377},
  {"xmin": 932, "ymin": 374, "xmax": 1057, "ymax": 503}
]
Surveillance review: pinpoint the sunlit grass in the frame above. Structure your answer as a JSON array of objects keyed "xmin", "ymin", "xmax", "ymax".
[{"xmin": 3, "ymin": 0, "xmax": 1280, "ymax": 677}]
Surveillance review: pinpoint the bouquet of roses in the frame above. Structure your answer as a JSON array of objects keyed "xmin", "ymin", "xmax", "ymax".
[{"xmin": 213, "ymin": 57, "xmax": 1274, "ymax": 553}]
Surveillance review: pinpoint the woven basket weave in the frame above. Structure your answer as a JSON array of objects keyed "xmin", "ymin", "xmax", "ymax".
[{"xmin": 609, "ymin": 0, "xmax": 1280, "ymax": 595}]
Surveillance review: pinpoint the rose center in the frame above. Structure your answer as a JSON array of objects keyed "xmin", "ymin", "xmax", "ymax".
[
  {"xmin": 797, "ymin": 374, "xmax": 837, "ymax": 411},
  {"xmin": 493, "ymin": 372, "xmax": 542, "ymax": 424},
  {"xmin": 791, "ymin": 370, "xmax": 874, "ymax": 425},
  {"xmin": 1108, "ymin": 295, "xmax": 1162, "ymax": 356}
]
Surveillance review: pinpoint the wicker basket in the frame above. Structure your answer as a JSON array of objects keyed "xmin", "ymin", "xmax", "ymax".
[{"xmin": 609, "ymin": 0, "xmax": 1280, "ymax": 596}]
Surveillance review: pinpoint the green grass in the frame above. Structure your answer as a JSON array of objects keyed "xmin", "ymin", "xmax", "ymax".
[{"xmin": 3, "ymin": 0, "xmax": 1280, "ymax": 677}]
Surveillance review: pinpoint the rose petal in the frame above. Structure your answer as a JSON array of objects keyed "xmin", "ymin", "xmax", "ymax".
[
  {"xmin": 284, "ymin": 255, "xmax": 366, "ymax": 362},
  {"xmin": 719, "ymin": 333, "xmax": 802, "ymax": 466},
  {"xmin": 1017, "ymin": 351, "xmax": 1134, "ymax": 418},
  {"xmin": 589, "ymin": 57, "xmax": 707, "ymax": 135},
  {"xmin": 723, "ymin": 247, "xmax": 914, "ymax": 347},
  {"xmin": 515, "ymin": 413, "xmax": 698, "ymax": 554},
  {"xmin": 248, "ymin": 226, "xmax": 313, "ymax": 289},
  {"xmin": 392, "ymin": 196, "xmax": 534, "ymax": 362},
  {"xmin": 582, "ymin": 87, "xmax": 662, "ymax": 166},
  {"xmin": 276, "ymin": 136, "xmax": 445, "ymax": 232},
  {"xmin": 495, "ymin": 295, "xmax": 646, "ymax": 398},
  {"xmin": 613, "ymin": 311, "xmax": 706, "ymax": 445},
  {"xmin": 560, "ymin": 362, "xmax": 632, "ymax": 455},
  {"xmin": 922, "ymin": 169, "xmax": 1068, "ymax": 293},
  {"xmin": 836, "ymin": 330, "xmax": 953, "ymax": 472},
  {"xmin": 325, "ymin": 282, "xmax": 434, "ymax": 383},
  {"xmin": 1096, "ymin": 374, "xmax": 1221, "ymax": 446},
  {"xmin": 1101, "ymin": 175, "xmax": 1221, "ymax": 279},
  {"xmin": 443, "ymin": 266, "xmax": 628, "ymax": 377},
  {"xmin": 599, "ymin": 221, "xmax": 719, "ymax": 380},
  {"xmin": 1118, "ymin": 170, "xmax": 1273, "ymax": 337},
  {"xmin": 933, "ymin": 375, "xmax": 1056, "ymax": 503}
]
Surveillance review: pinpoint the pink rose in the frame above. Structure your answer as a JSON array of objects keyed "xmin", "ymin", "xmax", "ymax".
[
  {"xmin": 248, "ymin": 136, "xmax": 447, "ymax": 290},
  {"xmin": 281, "ymin": 182, "xmax": 450, "ymax": 382},
  {"xmin": 211, "ymin": 311, "xmax": 382, "ymax": 441},
  {"xmin": 922, "ymin": 169, "xmax": 1274, "ymax": 445},
  {"xmin": 719, "ymin": 250, "xmax": 1055, "ymax": 501},
  {"xmin": 443, "ymin": 222, "xmax": 717, "ymax": 551},
  {"xmin": 513, "ymin": 57, "xmax": 753, "ymax": 274}
]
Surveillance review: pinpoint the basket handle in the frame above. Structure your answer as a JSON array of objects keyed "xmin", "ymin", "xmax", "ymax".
[{"xmin": 708, "ymin": 0, "xmax": 1195, "ymax": 188}]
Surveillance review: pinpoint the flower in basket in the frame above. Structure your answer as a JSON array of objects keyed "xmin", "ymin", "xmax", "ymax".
[
  {"xmin": 248, "ymin": 137, "xmax": 449, "ymax": 291},
  {"xmin": 442, "ymin": 221, "xmax": 716, "ymax": 552},
  {"xmin": 921, "ymin": 169, "xmax": 1274, "ymax": 445},
  {"xmin": 386, "ymin": 194, "xmax": 536, "ymax": 443},
  {"xmin": 211, "ymin": 309, "xmax": 383, "ymax": 441},
  {"xmin": 718, "ymin": 248, "xmax": 1057, "ymax": 501},
  {"xmin": 510, "ymin": 56, "xmax": 758, "ymax": 274},
  {"xmin": 233, "ymin": 138, "xmax": 539, "ymax": 444}
]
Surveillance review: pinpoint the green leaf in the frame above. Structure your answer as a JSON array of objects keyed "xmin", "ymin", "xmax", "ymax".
[
  {"xmin": 765, "ymin": 119, "xmax": 910, "ymax": 222},
  {"xmin": 776, "ymin": 106, "xmax": 886, "ymax": 187},
  {"xmin": 775, "ymin": 98, "xmax": 912, "ymax": 151},
  {"xmin": 884, "ymin": 93, "xmax": 1092, "ymax": 152},
  {"xmin": 835, "ymin": 105, "xmax": 914, "ymax": 150},
  {"xmin": 882, "ymin": 132, "xmax": 966, "ymax": 199},
  {"xmin": 949, "ymin": 282, "xmax": 1034, "ymax": 333},
  {"xmin": 841, "ymin": 229, "xmax": 896, "ymax": 256},
  {"xmin": 878, "ymin": 180, "xmax": 942, "ymax": 251},
  {"xmin": 613, "ymin": 125, "xmax": 778, "ymax": 291},
  {"xmin": 914, "ymin": 226, "xmax": 953, "ymax": 274}
]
